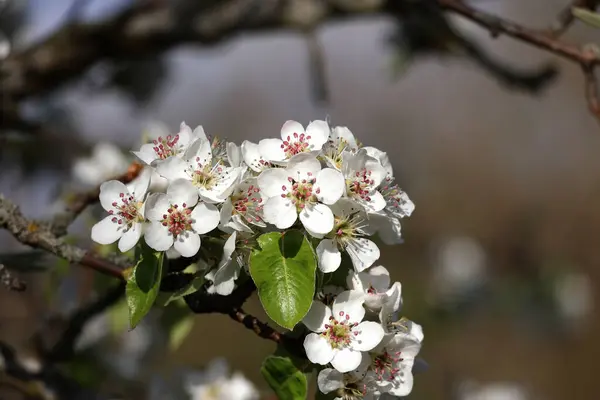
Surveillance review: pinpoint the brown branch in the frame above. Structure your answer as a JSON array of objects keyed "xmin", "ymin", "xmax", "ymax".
[
  {"xmin": 0, "ymin": 195, "xmax": 127, "ymax": 280},
  {"xmin": 50, "ymin": 162, "xmax": 144, "ymax": 236},
  {"xmin": 437, "ymin": 0, "xmax": 600, "ymax": 122}
]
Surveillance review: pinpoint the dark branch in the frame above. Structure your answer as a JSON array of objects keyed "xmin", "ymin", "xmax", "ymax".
[{"xmin": 43, "ymin": 282, "xmax": 126, "ymax": 363}]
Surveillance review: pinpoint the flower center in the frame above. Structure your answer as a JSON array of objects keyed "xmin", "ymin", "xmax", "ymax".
[
  {"xmin": 280, "ymin": 132, "xmax": 312, "ymax": 157},
  {"xmin": 336, "ymin": 379, "xmax": 368, "ymax": 400},
  {"xmin": 232, "ymin": 184, "xmax": 264, "ymax": 223},
  {"xmin": 346, "ymin": 168, "xmax": 375, "ymax": 202},
  {"xmin": 281, "ymin": 174, "xmax": 319, "ymax": 212},
  {"xmin": 329, "ymin": 212, "xmax": 367, "ymax": 247},
  {"xmin": 372, "ymin": 350, "xmax": 403, "ymax": 382},
  {"xmin": 152, "ymin": 135, "xmax": 180, "ymax": 159},
  {"xmin": 323, "ymin": 138, "xmax": 350, "ymax": 169},
  {"xmin": 109, "ymin": 192, "xmax": 143, "ymax": 227},
  {"xmin": 321, "ymin": 311, "xmax": 360, "ymax": 349},
  {"xmin": 380, "ymin": 177, "xmax": 411, "ymax": 216},
  {"xmin": 160, "ymin": 203, "xmax": 193, "ymax": 237},
  {"xmin": 190, "ymin": 157, "xmax": 223, "ymax": 190}
]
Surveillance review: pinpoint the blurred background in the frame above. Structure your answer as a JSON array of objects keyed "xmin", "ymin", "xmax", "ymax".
[{"xmin": 1, "ymin": 0, "xmax": 600, "ymax": 399}]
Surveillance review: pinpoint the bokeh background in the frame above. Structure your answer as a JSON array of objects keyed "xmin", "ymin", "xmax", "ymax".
[{"xmin": 1, "ymin": 0, "xmax": 600, "ymax": 399}]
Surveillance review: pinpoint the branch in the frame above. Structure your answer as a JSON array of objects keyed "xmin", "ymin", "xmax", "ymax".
[
  {"xmin": 547, "ymin": 0, "xmax": 600, "ymax": 37},
  {"xmin": 0, "ymin": 263, "xmax": 26, "ymax": 291},
  {"xmin": 0, "ymin": 195, "xmax": 127, "ymax": 280},
  {"xmin": 437, "ymin": 0, "xmax": 600, "ymax": 122},
  {"xmin": 50, "ymin": 162, "xmax": 144, "ymax": 236},
  {"xmin": 43, "ymin": 282, "xmax": 126, "ymax": 363}
]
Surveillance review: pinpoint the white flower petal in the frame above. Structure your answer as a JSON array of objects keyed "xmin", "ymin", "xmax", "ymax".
[
  {"xmin": 155, "ymin": 156, "xmax": 189, "ymax": 182},
  {"xmin": 190, "ymin": 202, "xmax": 220, "ymax": 234},
  {"xmin": 192, "ymin": 125, "xmax": 208, "ymax": 142},
  {"xmin": 333, "ymin": 290, "xmax": 365, "ymax": 324},
  {"xmin": 91, "ymin": 216, "xmax": 124, "ymax": 245},
  {"xmin": 259, "ymin": 138, "xmax": 286, "ymax": 162},
  {"xmin": 317, "ymin": 369, "xmax": 344, "ymax": 394},
  {"xmin": 144, "ymin": 221, "xmax": 173, "ymax": 251},
  {"xmin": 384, "ymin": 282, "xmax": 402, "ymax": 312},
  {"xmin": 257, "ymin": 168, "xmax": 289, "ymax": 198},
  {"xmin": 287, "ymin": 153, "xmax": 321, "ymax": 178},
  {"xmin": 299, "ymin": 203, "xmax": 334, "ymax": 235},
  {"xmin": 226, "ymin": 142, "xmax": 242, "ymax": 167},
  {"xmin": 316, "ymin": 239, "xmax": 342, "ymax": 273},
  {"xmin": 127, "ymin": 169, "xmax": 151, "ymax": 201},
  {"xmin": 332, "ymin": 126, "xmax": 358, "ymax": 150},
  {"xmin": 241, "ymin": 140, "xmax": 268, "ymax": 172},
  {"xmin": 118, "ymin": 223, "xmax": 143, "ymax": 252},
  {"xmin": 366, "ymin": 266, "xmax": 391, "ymax": 291},
  {"xmin": 351, "ymin": 321, "xmax": 384, "ymax": 351},
  {"xmin": 280, "ymin": 120, "xmax": 305, "ymax": 141},
  {"xmin": 388, "ymin": 370, "xmax": 414, "ymax": 397},
  {"xmin": 305, "ymin": 120, "xmax": 330, "ymax": 150},
  {"xmin": 263, "ymin": 196, "xmax": 297, "ymax": 229},
  {"xmin": 173, "ymin": 232, "xmax": 201, "ymax": 257},
  {"xmin": 167, "ymin": 179, "xmax": 198, "ymax": 208},
  {"xmin": 99, "ymin": 180, "xmax": 129, "ymax": 212},
  {"xmin": 331, "ymin": 348, "xmax": 362, "ymax": 373},
  {"xmin": 178, "ymin": 121, "xmax": 193, "ymax": 146},
  {"xmin": 303, "ymin": 333, "xmax": 335, "ymax": 365},
  {"xmin": 315, "ymin": 168, "xmax": 345, "ymax": 205},
  {"xmin": 145, "ymin": 193, "xmax": 170, "ymax": 221},
  {"xmin": 212, "ymin": 261, "xmax": 241, "ymax": 295},
  {"xmin": 302, "ymin": 301, "xmax": 332, "ymax": 332},
  {"xmin": 132, "ymin": 143, "xmax": 157, "ymax": 165},
  {"xmin": 347, "ymin": 238, "xmax": 380, "ymax": 273}
]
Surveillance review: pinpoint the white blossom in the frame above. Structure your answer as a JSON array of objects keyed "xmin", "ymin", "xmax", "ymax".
[
  {"xmin": 155, "ymin": 137, "xmax": 242, "ymax": 203},
  {"xmin": 219, "ymin": 178, "xmax": 266, "ymax": 233},
  {"xmin": 303, "ymin": 290, "xmax": 384, "ymax": 373},
  {"xmin": 316, "ymin": 199, "xmax": 380, "ymax": 273},
  {"xmin": 258, "ymin": 154, "xmax": 345, "ymax": 235},
  {"xmin": 258, "ymin": 120, "xmax": 330, "ymax": 164},
  {"xmin": 241, "ymin": 140, "xmax": 272, "ymax": 173},
  {"xmin": 91, "ymin": 170, "xmax": 150, "ymax": 252},
  {"xmin": 347, "ymin": 266, "xmax": 402, "ymax": 313},
  {"xmin": 185, "ymin": 358, "xmax": 259, "ymax": 400},
  {"xmin": 205, "ymin": 232, "xmax": 240, "ymax": 295},
  {"xmin": 144, "ymin": 179, "xmax": 219, "ymax": 257},
  {"xmin": 133, "ymin": 122, "xmax": 203, "ymax": 166},
  {"xmin": 366, "ymin": 327, "xmax": 422, "ymax": 397},
  {"xmin": 322, "ymin": 126, "xmax": 359, "ymax": 170},
  {"xmin": 73, "ymin": 142, "xmax": 130, "ymax": 186},
  {"xmin": 317, "ymin": 359, "xmax": 382, "ymax": 400},
  {"xmin": 342, "ymin": 149, "xmax": 387, "ymax": 212},
  {"xmin": 368, "ymin": 176, "xmax": 414, "ymax": 245}
]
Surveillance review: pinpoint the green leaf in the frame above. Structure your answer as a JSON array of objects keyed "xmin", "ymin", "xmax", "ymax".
[
  {"xmin": 250, "ymin": 231, "xmax": 316, "ymax": 330},
  {"xmin": 261, "ymin": 356, "xmax": 308, "ymax": 400},
  {"xmin": 573, "ymin": 7, "xmax": 600, "ymax": 29},
  {"xmin": 125, "ymin": 242, "xmax": 164, "ymax": 329}
]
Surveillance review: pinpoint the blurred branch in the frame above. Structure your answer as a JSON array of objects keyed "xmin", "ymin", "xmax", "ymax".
[
  {"xmin": 546, "ymin": 0, "xmax": 600, "ymax": 37},
  {"xmin": 50, "ymin": 162, "xmax": 144, "ymax": 236},
  {"xmin": 0, "ymin": 263, "xmax": 26, "ymax": 291},
  {"xmin": 42, "ymin": 282, "xmax": 126, "ymax": 363},
  {"xmin": 0, "ymin": 195, "xmax": 127, "ymax": 279},
  {"xmin": 437, "ymin": 0, "xmax": 600, "ymax": 122},
  {"xmin": 1, "ymin": 0, "xmax": 600, "ymax": 127}
]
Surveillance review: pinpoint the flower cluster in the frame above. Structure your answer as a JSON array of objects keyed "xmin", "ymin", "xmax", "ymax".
[{"xmin": 90, "ymin": 120, "xmax": 421, "ymax": 398}]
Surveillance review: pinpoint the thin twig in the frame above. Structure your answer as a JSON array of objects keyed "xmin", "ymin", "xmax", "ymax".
[
  {"xmin": 546, "ymin": 0, "xmax": 600, "ymax": 37},
  {"xmin": 50, "ymin": 162, "xmax": 144, "ymax": 236},
  {"xmin": 0, "ymin": 263, "xmax": 26, "ymax": 291}
]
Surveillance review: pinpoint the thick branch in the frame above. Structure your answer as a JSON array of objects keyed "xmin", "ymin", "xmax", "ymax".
[
  {"xmin": 0, "ymin": 263, "xmax": 26, "ymax": 291},
  {"xmin": 0, "ymin": 195, "xmax": 126, "ymax": 279}
]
